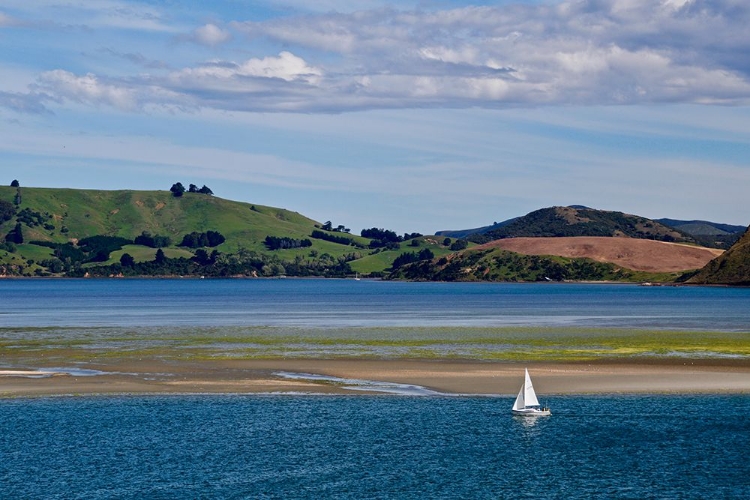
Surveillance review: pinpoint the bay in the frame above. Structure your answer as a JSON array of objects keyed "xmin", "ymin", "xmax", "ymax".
[
  {"xmin": 1, "ymin": 394, "xmax": 749, "ymax": 499},
  {"xmin": 2, "ymin": 279, "xmax": 750, "ymax": 498}
]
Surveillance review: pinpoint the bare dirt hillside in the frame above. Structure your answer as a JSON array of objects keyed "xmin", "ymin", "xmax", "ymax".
[{"xmin": 478, "ymin": 237, "xmax": 724, "ymax": 273}]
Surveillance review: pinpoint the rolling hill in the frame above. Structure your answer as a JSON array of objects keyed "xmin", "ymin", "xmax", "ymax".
[
  {"xmin": 686, "ymin": 227, "xmax": 750, "ymax": 286},
  {"xmin": 1, "ymin": 185, "xmax": 745, "ymax": 284},
  {"xmin": 0, "ymin": 185, "xmax": 452, "ymax": 277},
  {"xmin": 439, "ymin": 206, "xmax": 742, "ymax": 249},
  {"xmin": 464, "ymin": 206, "xmax": 697, "ymax": 244}
]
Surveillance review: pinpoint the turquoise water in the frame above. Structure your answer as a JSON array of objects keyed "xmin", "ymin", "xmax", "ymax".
[{"xmin": 2, "ymin": 395, "xmax": 749, "ymax": 499}]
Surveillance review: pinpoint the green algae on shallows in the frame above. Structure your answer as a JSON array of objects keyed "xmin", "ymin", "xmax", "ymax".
[{"xmin": 1, "ymin": 325, "xmax": 749, "ymax": 362}]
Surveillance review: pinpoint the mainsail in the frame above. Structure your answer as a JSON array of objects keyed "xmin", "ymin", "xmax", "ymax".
[{"xmin": 512, "ymin": 368, "xmax": 540, "ymax": 410}]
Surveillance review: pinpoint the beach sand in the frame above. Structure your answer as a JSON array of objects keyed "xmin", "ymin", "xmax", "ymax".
[{"xmin": 2, "ymin": 358, "xmax": 749, "ymax": 397}]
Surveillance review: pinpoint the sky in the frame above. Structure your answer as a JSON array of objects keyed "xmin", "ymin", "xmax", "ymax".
[{"xmin": 1, "ymin": 0, "xmax": 749, "ymax": 235}]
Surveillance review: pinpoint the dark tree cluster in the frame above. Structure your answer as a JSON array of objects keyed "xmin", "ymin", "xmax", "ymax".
[
  {"xmin": 16, "ymin": 208, "xmax": 50, "ymax": 228},
  {"xmin": 78, "ymin": 235, "xmax": 133, "ymax": 262},
  {"xmin": 0, "ymin": 199, "xmax": 15, "ymax": 223},
  {"xmin": 310, "ymin": 230, "xmax": 364, "ymax": 247},
  {"xmin": 179, "ymin": 230, "xmax": 225, "ymax": 248},
  {"xmin": 449, "ymin": 239, "xmax": 468, "ymax": 251},
  {"xmin": 320, "ymin": 221, "xmax": 350, "ymax": 233},
  {"xmin": 188, "ymin": 184, "xmax": 214, "ymax": 195},
  {"xmin": 264, "ymin": 236, "xmax": 313, "ymax": 250},
  {"xmin": 5, "ymin": 222, "xmax": 23, "ymax": 244},
  {"xmin": 361, "ymin": 227, "xmax": 422, "ymax": 249},
  {"xmin": 391, "ymin": 248, "xmax": 435, "ymax": 269},
  {"xmin": 134, "ymin": 231, "xmax": 171, "ymax": 248},
  {"xmin": 361, "ymin": 227, "xmax": 400, "ymax": 242},
  {"xmin": 170, "ymin": 182, "xmax": 213, "ymax": 197}
]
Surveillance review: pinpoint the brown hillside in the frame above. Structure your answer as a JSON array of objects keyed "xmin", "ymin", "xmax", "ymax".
[{"xmin": 478, "ymin": 237, "xmax": 723, "ymax": 273}]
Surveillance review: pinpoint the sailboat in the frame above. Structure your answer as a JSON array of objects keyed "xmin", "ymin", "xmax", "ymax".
[{"xmin": 511, "ymin": 368, "xmax": 551, "ymax": 416}]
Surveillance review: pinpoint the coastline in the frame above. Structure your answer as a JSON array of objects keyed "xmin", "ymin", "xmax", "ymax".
[{"xmin": 2, "ymin": 358, "xmax": 750, "ymax": 398}]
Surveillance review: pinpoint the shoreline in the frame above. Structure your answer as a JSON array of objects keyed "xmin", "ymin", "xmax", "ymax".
[{"xmin": 2, "ymin": 359, "xmax": 749, "ymax": 398}]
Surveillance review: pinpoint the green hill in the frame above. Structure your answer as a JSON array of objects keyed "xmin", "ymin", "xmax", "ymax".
[
  {"xmin": 1, "ymin": 185, "xmax": 437, "ymax": 277},
  {"xmin": 469, "ymin": 206, "xmax": 697, "ymax": 245},
  {"xmin": 1, "ymin": 186, "xmax": 319, "ymax": 248},
  {"xmin": 686, "ymin": 227, "xmax": 750, "ymax": 286}
]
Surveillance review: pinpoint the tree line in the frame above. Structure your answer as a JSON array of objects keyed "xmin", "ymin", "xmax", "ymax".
[{"xmin": 170, "ymin": 182, "xmax": 214, "ymax": 197}]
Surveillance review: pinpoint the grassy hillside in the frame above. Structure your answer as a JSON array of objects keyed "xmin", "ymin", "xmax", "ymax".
[
  {"xmin": 686, "ymin": 227, "xmax": 750, "ymax": 285},
  {"xmin": 0, "ymin": 186, "xmax": 391, "ymax": 277},
  {"xmin": 0, "ymin": 186, "xmax": 322, "ymax": 251}
]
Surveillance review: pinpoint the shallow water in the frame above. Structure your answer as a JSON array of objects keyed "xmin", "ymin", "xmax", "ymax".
[
  {"xmin": 2, "ymin": 279, "xmax": 750, "ymax": 330},
  {"xmin": 1, "ymin": 394, "xmax": 749, "ymax": 499}
]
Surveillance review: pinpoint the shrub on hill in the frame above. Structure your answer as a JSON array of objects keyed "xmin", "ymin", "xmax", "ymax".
[
  {"xmin": 264, "ymin": 236, "xmax": 313, "ymax": 250},
  {"xmin": 179, "ymin": 230, "xmax": 225, "ymax": 248},
  {"xmin": 79, "ymin": 235, "xmax": 133, "ymax": 262},
  {"xmin": 16, "ymin": 208, "xmax": 50, "ymax": 228},
  {"xmin": 310, "ymin": 230, "xmax": 364, "ymax": 247},
  {"xmin": 170, "ymin": 182, "xmax": 186, "ymax": 197},
  {"xmin": 134, "ymin": 231, "xmax": 171, "ymax": 248},
  {"xmin": 392, "ymin": 248, "xmax": 435, "ymax": 269},
  {"xmin": 0, "ymin": 199, "xmax": 14, "ymax": 222},
  {"xmin": 5, "ymin": 223, "xmax": 23, "ymax": 244}
]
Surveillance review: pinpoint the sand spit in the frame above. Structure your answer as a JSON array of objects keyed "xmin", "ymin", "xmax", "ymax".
[{"xmin": 2, "ymin": 359, "xmax": 749, "ymax": 398}]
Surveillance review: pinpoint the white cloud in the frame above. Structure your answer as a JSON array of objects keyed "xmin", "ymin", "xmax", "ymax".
[
  {"xmin": 37, "ymin": 70, "xmax": 138, "ymax": 110},
  {"xmin": 9, "ymin": 1, "xmax": 750, "ymax": 113},
  {"xmin": 191, "ymin": 23, "xmax": 231, "ymax": 46},
  {"xmin": 174, "ymin": 52, "xmax": 322, "ymax": 83}
]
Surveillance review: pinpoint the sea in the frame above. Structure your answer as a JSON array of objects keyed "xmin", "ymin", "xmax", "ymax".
[{"xmin": 1, "ymin": 279, "xmax": 750, "ymax": 498}]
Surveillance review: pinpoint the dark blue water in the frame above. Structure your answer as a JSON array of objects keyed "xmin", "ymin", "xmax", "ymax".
[
  {"xmin": 2, "ymin": 279, "xmax": 750, "ymax": 330},
  {"xmin": 1, "ymin": 395, "xmax": 749, "ymax": 499}
]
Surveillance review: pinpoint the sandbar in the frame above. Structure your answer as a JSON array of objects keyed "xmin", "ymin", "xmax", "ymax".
[{"xmin": 2, "ymin": 358, "xmax": 749, "ymax": 398}]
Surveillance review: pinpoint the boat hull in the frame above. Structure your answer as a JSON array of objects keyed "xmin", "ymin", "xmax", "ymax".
[{"xmin": 511, "ymin": 408, "xmax": 551, "ymax": 416}]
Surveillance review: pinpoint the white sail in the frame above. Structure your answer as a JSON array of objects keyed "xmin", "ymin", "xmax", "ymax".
[{"xmin": 523, "ymin": 368, "xmax": 540, "ymax": 407}]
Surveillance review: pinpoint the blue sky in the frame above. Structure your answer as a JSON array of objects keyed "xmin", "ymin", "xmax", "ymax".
[{"xmin": 1, "ymin": 0, "xmax": 749, "ymax": 235}]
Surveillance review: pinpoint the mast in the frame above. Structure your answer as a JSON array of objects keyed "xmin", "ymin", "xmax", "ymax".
[{"xmin": 512, "ymin": 385, "xmax": 524, "ymax": 411}]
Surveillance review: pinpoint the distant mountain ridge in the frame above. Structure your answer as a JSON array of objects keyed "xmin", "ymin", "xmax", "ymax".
[
  {"xmin": 656, "ymin": 218, "xmax": 745, "ymax": 236},
  {"xmin": 467, "ymin": 206, "xmax": 695, "ymax": 244},
  {"xmin": 435, "ymin": 217, "xmax": 519, "ymax": 239},
  {"xmin": 438, "ymin": 206, "xmax": 743, "ymax": 249}
]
